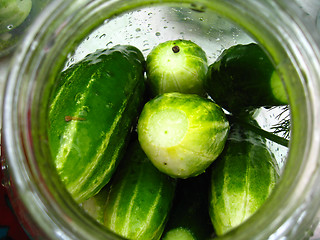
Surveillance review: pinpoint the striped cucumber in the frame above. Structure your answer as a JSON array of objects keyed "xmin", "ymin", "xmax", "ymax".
[
  {"xmin": 209, "ymin": 121, "xmax": 280, "ymax": 236},
  {"xmin": 100, "ymin": 140, "xmax": 176, "ymax": 240},
  {"xmin": 48, "ymin": 45, "xmax": 145, "ymax": 203},
  {"xmin": 206, "ymin": 43, "xmax": 288, "ymax": 113},
  {"xmin": 137, "ymin": 92, "xmax": 230, "ymax": 179},
  {"xmin": 146, "ymin": 39, "xmax": 208, "ymax": 97},
  {"xmin": 162, "ymin": 173, "xmax": 215, "ymax": 240}
]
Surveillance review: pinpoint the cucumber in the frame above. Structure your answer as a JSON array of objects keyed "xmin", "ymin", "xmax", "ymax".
[
  {"xmin": 146, "ymin": 39, "xmax": 208, "ymax": 96},
  {"xmin": 81, "ymin": 184, "xmax": 109, "ymax": 225},
  {"xmin": 101, "ymin": 140, "xmax": 176, "ymax": 240},
  {"xmin": 0, "ymin": 0, "xmax": 32, "ymax": 34},
  {"xmin": 162, "ymin": 173, "xmax": 215, "ymax": 240},
  {"xmin": 209, "ymin": 121, "xmax": 280, "ymax": 236},
  {"xmin": 48, "ymin": 45, "xmax": 145, "ymax": 203},
  {"xmin": 137, "ymin": 92, "xmax": 230, "ymax": 179},
  {"xmin": 206, "ymin": 43, "xmax": 288, "ymax": 113}
]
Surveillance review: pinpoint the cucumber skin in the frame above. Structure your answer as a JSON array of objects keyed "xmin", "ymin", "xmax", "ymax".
[
  {"xmin": 103, "ymin": 140, "xmax": 177, "ymax": 240},
  {"xmin": 209, "ymin": 122, "xmax": 280, "ymax": 236},
  {"xmin": 162, "ymin": 173, "xmax": 215, "ymax": 240},
  {"xmin": 206, "ymin": 43, "xmax": 288, "ymax": 113},
  {"xmin": 137, "ymin": 92, "xmax": 230, "ymax": 179},
  {"xmin": 48, "ymin": 45, "xmax": 146, "ymax": 203},
  {"xmin": 146, "ymin": 39, "xmax": 208, "ymax": 97}
]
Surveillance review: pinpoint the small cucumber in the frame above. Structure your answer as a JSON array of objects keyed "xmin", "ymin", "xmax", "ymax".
[
  {"xmin": 48, "ymin": 45, "xmax": 145, "ymax": 203},
  {"xmin": 101, "ymin": 140, "xmax": 176, "ymax": 240},
  {"xmin": 146, "ymin": 39, "xmax": 208, "ymax": 96},
  {"xmin": 209, "ymin": 121, "xmax": 280, "ymax": 236},
  {"xmin": 137, "ymin": 92, "xmax": 230, "ymax": 179},
  {"xmin": 206, "ymin": 43, "xmax": 288, "ymax": 113},
  {"xmin": 162, "ymin": 173, "xmax": 215, "ymax": 240},
  {"xmin": 0, "ymin": 0, "xmax": 32, "ymax": 33}
]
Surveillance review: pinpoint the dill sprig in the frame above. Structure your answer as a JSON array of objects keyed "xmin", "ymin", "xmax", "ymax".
[{"xmin": 270, "ymin": 105, "xmax": 291, "ymax": 140}]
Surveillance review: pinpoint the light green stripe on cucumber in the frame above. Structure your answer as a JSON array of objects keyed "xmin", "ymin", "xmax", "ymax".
[{"xmin": 68, "ymin": 99, "xmax": 128, "ymax": 194}]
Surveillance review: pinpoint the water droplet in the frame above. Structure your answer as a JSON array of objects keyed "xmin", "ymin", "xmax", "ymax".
[
  {"xmin": 75, "ymin": 93, "xmax": 83, "ymax": 104},
  {"xmin": 155, "ymin": 32, "xmax": 161, "ymax": 36},
  {"xmin": 99, "ymin": 34, "xmax": 106, "ymax": 39},
  {"xmin": 7, "ymin": 25, "xmax": 13, "ymax": 30},
  {"xmin": 190, "ymin": 3, "xmax": 206, "ymax": 13},
  {"xmin": 80, "ymin": 106, "xmax": 90, "ymax": 115},
  {"xmin": 106, "ymin": 41, "xmax": 113, "ymax": 47}
]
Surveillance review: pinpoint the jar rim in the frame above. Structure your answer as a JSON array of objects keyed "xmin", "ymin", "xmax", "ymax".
[{"xmin": 2, "ymin": 0, "xmax": 320, "ymax": 239}]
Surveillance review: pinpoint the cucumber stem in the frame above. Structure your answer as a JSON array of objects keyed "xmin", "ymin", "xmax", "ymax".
[
  {"xmin": 227, "ymin": 115, "xmax": 289, "ymax": 148},
  {"xmin": 172, "ymin": 45, "xmax": 180, "ymax": 53}
]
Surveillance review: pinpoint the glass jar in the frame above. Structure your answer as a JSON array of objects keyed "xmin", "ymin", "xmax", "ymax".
[{"xmin": 1, "ymin": 0, "xmax": 320, "ymax": 239}]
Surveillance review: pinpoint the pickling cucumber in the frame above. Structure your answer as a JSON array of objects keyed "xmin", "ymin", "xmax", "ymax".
[
  {"xmin": 0, "ymin": 0, "xmax": 32, "ymax": 34},
  {"xmin": 206, "ymin": 43, "xmax": 288, "ymax": 113},
  {"xmin": 146, "ymin": 39, "xmax": 208, "ymax": 96},
  {"xmin": 48, "ymin": 45, "xmax": 145, "ymax": 203},
  {"xmin": 101, "ymin": 140, "xmax": 176, "ymax": 240},
  {"xmin": 137, "ymin": 92, "xmax": 230, "ymax": 179},
  {"xmin": 209, "ymin": 121, "xmax": 280, "ymax": 236},
  {"xmin": 162, "ymin": 173, "xmax": 215, "ymax": 240}
]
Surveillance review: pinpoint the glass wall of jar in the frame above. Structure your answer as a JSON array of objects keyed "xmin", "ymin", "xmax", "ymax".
[{"xmin": 1, "ymin": 0, "xmax": 320, "ymax": 239}]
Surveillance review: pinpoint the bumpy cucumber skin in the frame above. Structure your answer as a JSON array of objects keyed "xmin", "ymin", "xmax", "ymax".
[
  {"xmin": 0, "ymin": 0, "xmax": 32, "ymax": 33},
  {"xmin": 162, "ymin": 173, "xmax": 215, "ymax": 240},
  {"xmin": 209, "ymin": 122, "xmax": 280, "ymax": 236},
  {"xmin": 206, "ymin": 43, "xmax": 288, "ymax": 113},
  {"xmin": 146, "ymin": 39, "xmax": 208, "ymax": 97},
  {"xmin": 103, "ymin": 140, "xmax": 176, "ymax": 240},
  {"xmin": 48, "ymin": 45, "xmax": 145, "ymax": 203},
  {"xmin": 137, "ymin": 92, "xmax": 230, "ymax": 179}
]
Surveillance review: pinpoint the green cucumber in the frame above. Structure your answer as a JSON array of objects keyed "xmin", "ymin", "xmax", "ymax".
[
  {"xmin": 81, "ymin": 184, "xmax": 109, "ymax": 225},
  {"xmin": 0, "ymin": 0, "xmax": 32, "ymax": 34},
  {"xmin": 146, "ymin": 39, "xmax": 208, "ymax": 96},
  {"xmin": 48, "ymin": 45, "xmax": 145, "ymax": 203},
  {"xmin": 209, "ymin": 121, "xmax": 280, "ymax": 236},
  {"xmin": 137, "ymin": 92, "xmax": 230, "ymax": 179},
  {"xmin": 101, "ymin": 140, "xmax": 176, "ymax": 240},
  {"xmin": 162, "ymin": 173, "xmax": 215, "ymax": 240},
  {"xmin": 206, "ymin": 43, "xmax": 288, "ymax": 113}
]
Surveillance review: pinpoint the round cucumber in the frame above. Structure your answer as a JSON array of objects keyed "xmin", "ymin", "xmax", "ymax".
[
  {"xmin": 209, "ymin": 121, "xmax": 280, "ymax": 236},
  {"xmin": 48, "ymin": 45, "xmax": 145, "ymax": 203},
  {"xmin": 137, "ymin": 92, "xmax": 230, "ymax": 179},
  {"xmin": 101, "ymin": 140, "xmax": 176, "ymax": 240},
  {"xmin": 0, "ymin": 0, "xmax": 32, "ymax": 34},
  {"xmin": 206, "ymin": 43, "xmax": 288, "ymax": 113},
  {"xmin": 146, "ymin": 39, "xmax": 208, "ymax": 96}
]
